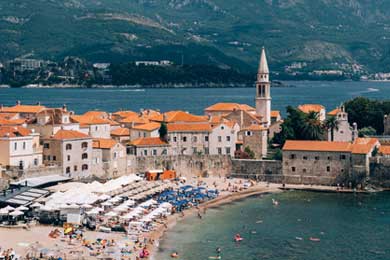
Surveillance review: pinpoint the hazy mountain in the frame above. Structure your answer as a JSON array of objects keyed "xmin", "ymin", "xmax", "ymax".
[{"xmin": 2, "ymin": 0, "xmax": 390, "ymax": 72}]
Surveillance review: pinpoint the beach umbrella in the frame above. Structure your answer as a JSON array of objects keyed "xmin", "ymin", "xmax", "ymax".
[
  {"xmin": 101, "ymin": 201, "xmax": 112, "ymax": 206},
  {"xmin": 113, "ymin": 206, "xmax": 128, "ymax": 212},
  {"xmin": 4, "ymin": 205, "xmax": 15, "ymax": 211},
  {"xmin": 98, "ymin": 194, "xmax": 111, "ymax": 201},
  {"xmin": 105, "ymin": 211, "xmax": 118, "ymax": 217},
  {"xmin": 93, "ymin": 207, "xmax": 104, "ymax": 212},
  {"xmin": 81, "ymin": 204, "xmax": 93, "ymax": 209},
  {"xmin": 30, "ymin": 202, "xmax": 43, "ymax": 208},
  {"xmin": 16, "ymin": 206, "xmax": 29, "ymax": 211},
  {"xmin": 0, "ymin": 208, "xmax": 9, "ymax": 215},
  {"xmin": 9, "ymin": 210, "xmax": 24, "ymax": 217}
]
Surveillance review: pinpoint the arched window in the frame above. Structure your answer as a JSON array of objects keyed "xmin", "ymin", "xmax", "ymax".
[
  {"xmin": 66, "ymin": 167, "xmax": 71, "ymax": 174},
  {"xmin": 82, "ymin": 153, "xmax": 88, "ymax": 160},
  {"xmin": 82, "ymin": 164, "xmax": 88, "ymax": 171},
  {"xmin": 66, "ymin": 144, "xmax": 72, "ymax": 150},
  {"xmin": 81, "ymin": 142, "xmax": 88, "ymax": 149}
]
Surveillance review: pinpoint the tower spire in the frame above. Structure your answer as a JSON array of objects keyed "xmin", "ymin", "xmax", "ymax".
[{"xmin": 258, "ymin": 47, "xmax": 269, "ymax": 75}]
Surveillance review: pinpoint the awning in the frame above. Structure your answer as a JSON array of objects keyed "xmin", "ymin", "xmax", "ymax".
[{"xmin": 11, "ymin": 175, "xmax": 72, "ymax": 187}]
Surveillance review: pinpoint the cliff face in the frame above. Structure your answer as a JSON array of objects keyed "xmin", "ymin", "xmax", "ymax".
[{"xmin": 2, "ymin": 0, "xmax": 390, "ymax": 72}]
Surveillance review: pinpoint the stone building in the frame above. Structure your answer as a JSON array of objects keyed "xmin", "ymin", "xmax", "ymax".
[
  {"xmin": 209, "ymin": 122, "xmax": 240, "ymax": 156},
  {"xmin": 92, "ymin": 138, "xmax": 127, "ymax": 178},
  {"xmin": 128, "ymin": 137, "xmax": 170, "ymax": 157},
  {"xmin": 327, "ymin": 106, "xmax": 358, "ymax": 142},
  {"xmin": 282, "ymin": 138, "xmax": 379, "ymax": 183},
  {"xmin": 0, "ymin": 126, "xmax": 42, "ymax": 170},
  {"xmin": 239, "ymin": 125, "xmax": 268, "ymax": 159},
  {"xmin": 42, "ymin": 129, "xmax": 92, "ymax": 179},
  {"xmin": 110, "ymin": 127, "xmax": 131, "ymax": 144},
  {"xmin": 130, "ymin": 122, "xmax": 161, "ymax": 140}
]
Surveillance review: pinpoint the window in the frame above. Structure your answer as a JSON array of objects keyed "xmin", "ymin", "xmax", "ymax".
[
  {"xmin": 143, "ymin": 150, "xmax": 148, "ymax": 156},
  {"xmin": 328, "ymin": 156, "xmax": 332, "ymax": 160},
  {"xmin": 193, "ymin": 147, "xmax": 197, "ymax": 154},
  {"xmin": 66, "ymin": 167, "xmax": 71, "ymax": 174},
  {"xmin": 221, "ymin": 126, "xmax": 225, "ymax": 130},
  {"xmin": 138, "ymin": 132, "xmax": 141, "ymax": 137},
  {"xmin": 226, "ymin": 147, "xmax": 231, "ymax": 154},
  {"xmin": 303, "ymin": 169, "xmax": 306, "ymax": 173},
  {"xmin": 303, "ymin": 156, "xmax": 308, "ymax": 160},
  {"xmin": 292, "ymin": 167, "xmax": 296, "ymax": 172},
  {"xmin": 67, "ymin": 155, "xmax": 71, "ymax": 161},
  {"xmin": 290, "ymin": 154, "xmax": 296, "ymax": 159},
  {"xmin": 218, "ymin": 136, "xmax": 222, "ymax": 142},
  {"xmin": 52, "ymin": 156, "xmax": 56, "ymax": 161},
  {"xmin": 204, "ymin": 148, "xmax": 209, "ymax": 155},
  {"xmin": 66, "ymin": 144, "xmax": 72, "ymax": 150},
  {"xmin": 218, "ymin": 148, "xmax": 222, "ymax": 155},
  {"xmin": 95, "ymin": 126, "xmax": 98, "ymax": 131},
  {"xmin": 34, "ymin": 158, "xmax": 39, "ymax": 166},
  {"xmin": 81, "ymin": 142, "xmax": 88, "ymax": 149},
  {"xmin": 246, "ymin": 131, "xmax": 252, "ymax": 136},
  {"xmin": 82, "ymin": 164, "xmax": 88, "ymax": 171},
  {"xmin": 340, "ymin": 155, "xmax": 346, "ymax": 160},
  {"xmin": 14, "ymin": 142, "xmax": 17, "ymax": 151},
  {"xmin": 153, "ymin": 149, "xmax": 157, "ymax": 156},
  {"xmin": 226, "ymin": 136, "xmax": 231, "ymax": 142},
  {"xmin": 162, "ymin": 149, "xmax": 167, "ymax": 155},
  {"xmin": 47, "ymin": 155, "xmax": 51, "ymax": 161},
  {"xmin": 143, "ymin": 132, "xmax": 146, "ymax": 138},
  {"xmin": 182, "ymin": 136, "xmax": 187, "ymax": 142},
  {"xmin": 23, "ymin": 142, "xmax": 26, "ymax": 150},
  {"xmin": 205, "ymin": 136, "xmax": 209, "ymax": 142},
  {"xmin": 82, "ymin": 153, "xmax": 88, "ymax": 159},
  {"xmin": 43, "ymin": 155, "xmax": 47, "ymax": 161},
  {"xmin": 327, "ymin": 166, "xmax": 330, "ymax": 172},
  {"xmin": 44, "ymin": 143, "xmax": 50, "ymax": 149},
  {"xmin": 315, "ymin": 156, "xmax": 319, "ymax": 160},
  {"xmin": 74, "ymin": 165, "xmax": 78, "ymax": 171},
  {"xmin": 113, "ymin": 152, "xmax": 117, "ymax": 159},
  {"xmin": 173, "ymin": 137, "xmax": 177, "ymax": 142},
  {"xmin": 192, "ymin": 136, "xmax": 198, "ymax": 142}
]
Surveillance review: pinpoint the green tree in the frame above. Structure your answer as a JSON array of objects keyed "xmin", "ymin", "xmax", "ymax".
[
  {"xmin": 358, "ymin": 126, "xmax": 376, "ymax": 137},
  {"xmin": 324, "ymin": 116, "xmax": 339, "ymax": 141},
  {"xmin": 244, "ymin": 146, "xmax": 255, "ymax": 159},
  {"xmin": 159, "ymin": 122, "xmax": 168, "ymax": 141},
  {"xmin": 301, "ymin": 111, "xmax": 324, "ymax": 140}
]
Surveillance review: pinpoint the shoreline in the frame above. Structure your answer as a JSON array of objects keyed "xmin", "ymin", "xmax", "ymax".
[
  {"xmin": 148, "ymin": 182, "xmax": 379, "ymax": 259},
  {"xmin": 148, "ymin": 183, "xmax": 282, "ymax": 259}
]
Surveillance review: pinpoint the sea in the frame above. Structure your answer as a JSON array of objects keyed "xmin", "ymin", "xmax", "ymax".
[
  {"xmin": 0, "ymin": 81, "xmax": 389, "ymax": 114},
  {"xmin": 154, "ymin": 191, "xmax": 390, "ymax": 260}
]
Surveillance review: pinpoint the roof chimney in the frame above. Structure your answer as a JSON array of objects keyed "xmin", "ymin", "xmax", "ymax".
[
  {"xmin": 16, "ymin": 100, "xmax": 21, "ymax": 105},
  {"xmin": 62, "ymin": 104, "xmax": 67, "ymax": 112},
  {"xmin": 36, "ymin": 101, "xmax": 41, "ymax": 106}
]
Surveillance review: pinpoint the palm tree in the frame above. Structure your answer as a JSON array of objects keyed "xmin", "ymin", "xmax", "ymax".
[
  {"xmin": 324, "ymin": 116, "xmax": 339, "ymax": 141},
  {"xmin": 301, "ymin": 111, "xmax": 324, "ymax": 140}
]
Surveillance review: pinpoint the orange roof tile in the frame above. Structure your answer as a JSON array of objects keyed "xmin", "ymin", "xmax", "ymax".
[
  {"xmin": 283, "ymin": 140, "xmax": 352, "ymax": 152},
  {"xmin": 379, "ymin": 145, "xmax": 390, "ymax": 155},
  {"xmin": 83, "ymin": 111, "xmax": 108, "ymax": 118},
  {"xmin": 71, "ymin": 115, "xmax": 111, "ymax": 125},
  {"xmin": 205, "ymin": 103, "xmax": 255, "ymax": 112},
  {"xmin": 328, "ymin": 108, "xmax": 341, "ymax": 116},
  {"xmin": 271, "ymin": 110, "xmax": 281, "ymax": 118},
  {"xmin": 150, "ymin": 111, "xmax": 208, "ymax": 123},
  {"xmin": 52, "ymin": 130, "xmax": 90, "ymax": 140},
  {"xmin": 113, "ymin": 110, "xmax": 138, "ymax": 117},
  {"xmin": 93, "ymin": 138, "xmax": 118, "ymax": 149},
  {"xmin": 0, "ymin": 126, "xmax": 30, "ymax": 137},
  {"xmin": 298, "ymin": 104, "xmax": 325, "ymax": 114},
  {"xmin": 0, "ymin": 113, "xmax": 19, "ymax": 120},
  {"xmin": 167, "ymin": 123, "xmax": 212, "ymax": 132},
  {"xmin": 121, "ymin": 117, "xmax": 150, "ymax": 125},
  {"xmin": 0, "ymin": 118, "xmax": 25, "ymax": 126},
  {"xmin": 1, "ymin": 105, "xmax": 46, "ymax": 113},
  {"xmin": 111, "ymin": 127, "xmax": 130, "ymax": 136},
  {"xmin": 130, "ymin": 137, "xmax": 169, "ymax": 147},
  {"xmin": 351, "ymin": 138, "xmax": 379, "ymax": 154},
  {"xmin": 132, "ymin": 122, "xmax": 161, "ymax": 131}
]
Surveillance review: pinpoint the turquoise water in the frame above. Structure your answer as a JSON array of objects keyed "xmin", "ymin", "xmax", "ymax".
[
  {"xmin": 154, "ymin": 191, "xmax": 390, "ymax": 260},
  {"xmin": 0, "ymin": 81, "xmax": 390, "ymax": 114}
]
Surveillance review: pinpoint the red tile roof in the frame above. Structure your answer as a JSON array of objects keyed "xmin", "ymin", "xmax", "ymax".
[
  {"xmin": 298, "ymin": 104, "xmax": 325, "ymax": 114},
  {"xmin": 1, "ymin": 105, "xmax": 46, "ymax": 113},
  {"xmin": 241, "ymin": 124, "xmax": 267, "ymax": 131},
  {"xmin": 111, "ymin": 127, "xmax": 130, "ymax": 136},
  {"xmin": 93, "ymin": 138, "xmax": 118, "ymax": 149},
  {"xmin": 130, "ymin": 137, "xmax": 169, "ymax": 147},
  {"xmin": 379, "ymin": 145, "xmax": 390, "ymax": 155},
  {"xmin": 167, "ymin": 123, "xmax": 212, "ymax": 132},
  {"xmin": 205, "ymin": 103, "xmax": 255, "ymax": 112},
  {"xmin": 283, "ymin": 140, "xmax": 352, "ymax": 152},
  {"xmin": 0, "ymin": 126, "xmax": 31, "ymax": 137},
  {"xmin": 132, "ymin": 122, "xmax": 161, "ymax": 131},
  {"xmin": 150, "ymin": 111, "xmax": 208, "ymax": 123},
  {"xmin": 52, "ymin": 130, "xmax": 90, "ymax": 140},
  {"xmin": 328, "ymin": 108, "xmax": 341, "ymax": 116}
]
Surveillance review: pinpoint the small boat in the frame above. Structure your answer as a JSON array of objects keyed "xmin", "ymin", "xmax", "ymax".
[
  {"xmin": 234, "ymin": 234, "xmax": 243, "ymax": 242},
  {"xmin": 295, "ymin": 237, "xmax": 303, "ymax": 241},
  {"xmin": 209, "ymin": 257, "xmax": 222, "ymax": 259},
  {"xmin": 309, "ymin": 237, "xmax": 321, "ymax": 242},
  {"xmin": 272, "ymin": 199, "xmax": 279, "ymax": 206}
]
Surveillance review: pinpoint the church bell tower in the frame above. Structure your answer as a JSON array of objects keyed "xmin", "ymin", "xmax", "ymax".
[{"xmin": 255, "ymin": 47, "xmax": 271, "ymax": 127}]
